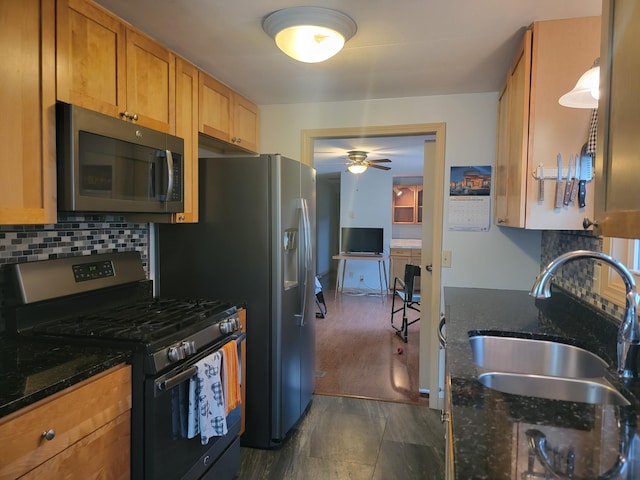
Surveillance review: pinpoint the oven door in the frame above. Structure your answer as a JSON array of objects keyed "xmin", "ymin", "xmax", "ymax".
[{"xmin": 142, "ymin": 335, "xmax": 244, "ymax": 480}]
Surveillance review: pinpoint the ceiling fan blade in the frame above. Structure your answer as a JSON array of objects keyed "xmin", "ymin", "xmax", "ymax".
[
  {"xmin": 369, "ymin": 164, "xmax": 391, "ymax": 171},
  {"xmin": 367, "ymin": 158, "xmax": 391, "ymax": 163}
]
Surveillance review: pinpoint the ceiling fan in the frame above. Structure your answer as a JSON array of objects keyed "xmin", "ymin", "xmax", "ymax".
[{"xmin": 345, "ymin": 150, "xmax": 392, "ymax": 174}]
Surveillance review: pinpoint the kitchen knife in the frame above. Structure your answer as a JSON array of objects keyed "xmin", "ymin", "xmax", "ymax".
[
  {"xmin": 579, "ymin": 145, "xmax": 593, "ymax": 208},
  {"xmin": 563, "ymin": 157, "xmax": 573, "ymax": 206},
  {"xmin": 554, "ymin": 154, "xmax": 563, "ymax": 208},
  {"xmin": 569, "ymin": 153, "xmax": 579, "ymax": 203}
]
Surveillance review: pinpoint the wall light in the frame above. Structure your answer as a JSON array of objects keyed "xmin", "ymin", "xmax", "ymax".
[
  {"xmin": 559, "ymin": 58, "xmax": 600, "ymax": 109},
  {"xmin": 262, "ymin": 7, "xmax": 357, "ymax": 63},
  {"xmin": 393, "ymin": 186, "xmax": 403, "ymax": 196},
  {"xmin": 347, "ymin": 163, "xmax": 367, "ymax": 174}
]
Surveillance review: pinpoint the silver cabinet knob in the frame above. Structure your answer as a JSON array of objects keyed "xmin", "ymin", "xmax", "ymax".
[
  {"xmin": 497, "ymin": 218, "xmax": 506, "ymax": 224},
  {"xmin": 583, "ymin": 217, "xmax": 598, "ymax": 229},
  {"xmin": 42, "ymin": 429, "xmax": 56, "ymax": 441}
]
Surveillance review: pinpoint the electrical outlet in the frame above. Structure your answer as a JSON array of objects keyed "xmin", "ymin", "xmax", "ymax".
[
  {"xmin": 359, "ymin": 275, "xmax": 364, "ymax": 282},
  {"xmin": 442, "ymin": 250, "xmax": 452, "ymax": 268}
]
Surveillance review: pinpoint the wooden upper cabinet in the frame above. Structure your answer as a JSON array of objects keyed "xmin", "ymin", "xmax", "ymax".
[
  {"xmin": 0, "ymin": 0, "xmax": 57, "ymax": 225},
  {"xmin": 592, "ymin": 0, "xmax": 640, "ymax": 239},
  {"xmin": 57, "ymin": 0, "xmax": 175, "ymax": 134},
  {"xmin": 125, "ymin": 28, "xmax": 175, "ymax": 133},
  {"xmin": 199, "ymin": 72, "xmax": 259, "ymax": 153},
  {"xmin": 494, "ymin": 17, "xmax": 601, "ymax": 230},
  {"xmin": 174, "ymin": 57, "xmax": 200, "ymax": 223}
]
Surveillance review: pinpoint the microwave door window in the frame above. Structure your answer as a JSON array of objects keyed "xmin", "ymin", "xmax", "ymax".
[{"xmin": 79, "ymin": 132, "xmax": 166, "ymax": 202}]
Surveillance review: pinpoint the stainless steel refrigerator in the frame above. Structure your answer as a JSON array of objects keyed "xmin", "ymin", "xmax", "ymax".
[{"xmin": 156, "ymin": 154, "xmax": 316, "ymax": 449}]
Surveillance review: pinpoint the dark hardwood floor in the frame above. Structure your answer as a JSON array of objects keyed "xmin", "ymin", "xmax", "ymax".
[
  {"xmin": 236, "ymin": 279, "xmax": 445, "ymax": 480},
  {"xmin": 314, "ymin": 281, "xmax": 427, "ymax": 405}
]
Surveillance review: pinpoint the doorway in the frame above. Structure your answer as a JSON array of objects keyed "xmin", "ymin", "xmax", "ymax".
[{"xmin": 302, "ymin": 123, "xmax": 446, "ymax": 409}]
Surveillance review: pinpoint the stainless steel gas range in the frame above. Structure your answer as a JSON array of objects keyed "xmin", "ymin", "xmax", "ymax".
[{"xmin": 4, "ymin": 251, "xmax": 244, "ymax": 480}]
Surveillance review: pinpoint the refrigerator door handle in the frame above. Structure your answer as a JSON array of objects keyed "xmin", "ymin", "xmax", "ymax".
[{"xmin": 295, "ymin": 198, "xmax": 313, "ymax": 327}]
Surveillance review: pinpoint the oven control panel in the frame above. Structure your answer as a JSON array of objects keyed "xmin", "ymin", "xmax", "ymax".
[{"xmin": 72, "ymin": 260, "xmax": 115, "ymax": 282}]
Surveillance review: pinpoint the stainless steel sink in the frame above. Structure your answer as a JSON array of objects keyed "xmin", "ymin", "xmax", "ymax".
[
  {"xmin": 477, "ymin": 371, "xmax": 630, "ymax": 406},
  {"xmin": 469, "ymin": 334, "xmax": 609, "ymax": 378},
  {"xmin": 469, "ymin": 333, "xmax": 631, "ymax": 405}
]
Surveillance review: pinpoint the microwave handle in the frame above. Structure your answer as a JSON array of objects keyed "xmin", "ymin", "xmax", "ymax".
[{"xmin": 164, "ymin": 150, "xmax": 174, "ymax": 202}]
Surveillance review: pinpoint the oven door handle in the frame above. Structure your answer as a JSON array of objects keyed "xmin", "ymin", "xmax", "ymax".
[
  {"xmin": 157, "ymin": 366, "xmax": 197, "ymax": 391},
  {"xmin": 156, "ymin": 333, "xmax": 246, "ymax": 392}
]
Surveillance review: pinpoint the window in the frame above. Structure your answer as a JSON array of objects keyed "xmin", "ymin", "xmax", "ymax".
[{"xmin": 598, "ymin": 237, "xmax": 640, "ymax": 305}]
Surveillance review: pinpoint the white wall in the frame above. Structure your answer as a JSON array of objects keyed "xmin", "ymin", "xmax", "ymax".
[
  {"xmin": 339, "ymin": 169, "xmax": 392, "ymax": 291},
  {"xmin": 260, "ymin": 93, "xmax": 541, "ymax": 291}
]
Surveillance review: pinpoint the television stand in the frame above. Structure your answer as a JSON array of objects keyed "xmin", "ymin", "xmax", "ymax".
[{"xmin": 332, "ymin": 254, "xmax": 388, "ymax": 300}]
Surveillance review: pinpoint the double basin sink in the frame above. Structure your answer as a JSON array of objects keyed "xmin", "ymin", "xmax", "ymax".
[{"xmin": 469, "ymin": 331, "xmax": 630, "ymax": 406}]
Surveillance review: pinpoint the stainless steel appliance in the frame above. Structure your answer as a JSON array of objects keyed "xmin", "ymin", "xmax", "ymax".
[
  {"xmin": 5, "ymin": 252, "xmax": 243, "ymax": 480},
  {"xmin": 56, "ymin": 102, "xmax": 184, "ymax": 214},
  {"xmin": 157, "ymin": 153, "xmax": 316, "ymax": 449}
]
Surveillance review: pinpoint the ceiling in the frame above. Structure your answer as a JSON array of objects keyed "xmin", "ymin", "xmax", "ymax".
[{"xmin": 94, "ymin": 0, "xmax": 602, "ymax": 174}]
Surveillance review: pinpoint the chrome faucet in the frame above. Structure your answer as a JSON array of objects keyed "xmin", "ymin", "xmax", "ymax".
[{"xmin": 530, "ymin": 249, "xmax": 640, "ymax": 379}]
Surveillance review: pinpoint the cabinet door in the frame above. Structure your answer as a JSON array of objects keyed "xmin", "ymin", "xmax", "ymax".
[
  {"xmin": 0, "ymin": 0, "xmax": 56, "ymax": 225},
  {"xmin": 126, "ymin": 28, "xmax": 175, "ymax": 133},
  {"xmin": 593, "ymin": 0, "xmax": 640, "ymax": 238},
  {"xmin": 56, "ymin": 0, "xmax": 126, "ymax": 118},
  {"xmin": 174, "ymin": 57, "xmax": 199, "ymax": 223},
  {"xmin": 19, "ymin": 412, "xmax": 130, "ymax": 480},
  {"xmin": 233, "ymin": 93, "xmax": 260, "ymax": 153},
  {"xmin": 497, "ymin": 30, "xmax": 531, "ymax": 228},
  {"xmin": 199, "ymin": 72, "xmax": 233, "ymax": 143}
]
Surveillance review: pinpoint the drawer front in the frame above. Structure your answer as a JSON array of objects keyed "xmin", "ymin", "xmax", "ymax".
[
  {"xmin": 390, "ymin": 248, "xmax": 412, "ymax": 257},
  {"xmin": 0, "ymin": 364, "xmax": 131, "ymax": 479}
]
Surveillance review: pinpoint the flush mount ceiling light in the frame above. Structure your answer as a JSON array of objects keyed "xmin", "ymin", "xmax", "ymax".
[
  {"xmin": 559, "ymin": 58, "xmax": 600, "ymax": 109},
  {"xmin": 262, "ymin": 7, "xmax": 357, "ymax": 63}
]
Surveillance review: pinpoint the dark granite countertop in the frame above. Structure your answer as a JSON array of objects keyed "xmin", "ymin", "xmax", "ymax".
[
  {"xmin": 444, "ymin": 286, "xmax": 640, "ymax": 480},
  {"xmin": 0, "ymin": 336, "xmax": 129, "ymax": 419}
]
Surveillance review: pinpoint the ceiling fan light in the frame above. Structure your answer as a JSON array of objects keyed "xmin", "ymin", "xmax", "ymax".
[
  {"xmin": 263, "ymin": 7, "xmax": 357, "ymax": 63},
  {"xmin": 348, "ymin": 163, "xmax": 367, "ymax": 174},
  {"xmin": 559, "ymin": 60, "xmax": 600, "ymax": 109}
]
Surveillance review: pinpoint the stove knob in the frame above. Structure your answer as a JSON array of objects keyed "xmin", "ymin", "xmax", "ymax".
[
  {"xmin": 167, "ymin": 346, "xmax": 184, "ymax": 362},
  {"xmin": 219, "ymin": 320, "xmax": 234, "ymax": 335},
  {"xmin": 181, "ymin": 341, "xmax": 196, "ymax": 357}
]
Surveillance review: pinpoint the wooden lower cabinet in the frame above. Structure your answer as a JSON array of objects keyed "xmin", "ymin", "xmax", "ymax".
[
  {"xmin": 0, "ymin": 364, "xmax": 131, "ymax": 480},
  {"xmin": 390, "ymin": 247, "xmax": 422, "ymax": 290}
]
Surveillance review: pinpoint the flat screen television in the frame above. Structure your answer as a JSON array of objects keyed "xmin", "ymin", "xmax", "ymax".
[{"xmin": 340, "ymin": 227, "xmax": 384, "ymax": 254}]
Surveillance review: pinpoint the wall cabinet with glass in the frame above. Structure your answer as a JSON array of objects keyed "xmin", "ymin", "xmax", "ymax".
[
  {"xmin": 494, "ymin": 16, "xmax": 601, "ymax": 229},
  {"xmin": 392, "ymin": 185, "xmax": 423, "ymax": 224},
  {"xmin": 591, "ymin": 0, "xmax": 640, "ymax": 239}
]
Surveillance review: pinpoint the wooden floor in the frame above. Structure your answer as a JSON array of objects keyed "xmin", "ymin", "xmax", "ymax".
[{"xmin": 314, "ymin": 284, "xmax": 427, "ymax": 406}]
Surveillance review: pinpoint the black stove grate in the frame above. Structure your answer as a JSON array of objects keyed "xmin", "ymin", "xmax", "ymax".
[{"xmin": 30, "ymin": 298, "xmax": 232, "ymax": 343}]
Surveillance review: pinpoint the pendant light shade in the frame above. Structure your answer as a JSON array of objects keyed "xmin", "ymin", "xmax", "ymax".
[
  {"xmin": 347, "ymin": 163, "xmax": 367, "ymax": 174},
  {"xmin": 559, "ymin": 59, "xmax": 600, "ymax": 109},
  {"xmin": 262, "ymin": 7, "xmax": 357, "ymax": 63}
]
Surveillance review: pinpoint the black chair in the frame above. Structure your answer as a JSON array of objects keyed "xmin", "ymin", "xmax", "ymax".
[{"xmin": 390, "ymin": 264, "xmax": 421, "ymax": 342}]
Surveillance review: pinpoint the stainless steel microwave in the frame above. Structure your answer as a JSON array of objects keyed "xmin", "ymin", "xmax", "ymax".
[{"xmin": 56, "ymin": 102, "xmax": 184, "ymax": 214}]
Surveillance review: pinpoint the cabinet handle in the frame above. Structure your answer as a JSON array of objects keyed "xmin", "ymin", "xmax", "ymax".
[
  {"xmin": 42, "ymin": 429, "xmax": 56, "ymax": 441},
  {"xmin": 177, "ymin": 214, "xmax": 185, "ymax": 222},
  {"xmin": 497, "ymin": 218, "xmax": 506, "ymax": 224},
  {"xmin": 118, "ymin": 112, "xmax": 139, "ymax": 121},
  {"xmin": 131, "ymin": 113, "xmax": 138, "ymax": 121},
  {"xmin": 583, "ymin": 217, "xmax": 598, "ymax": 229},
  {"xmin": 119, "ymin": 111, "xmax": 129, "ymax": 119},
  {"xmin": 425, "ymin": 264, "xmax": 433, "ymax": 272}
]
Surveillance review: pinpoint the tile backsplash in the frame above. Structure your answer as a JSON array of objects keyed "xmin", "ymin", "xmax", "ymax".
[
  {"xmin": 541, "ymin": 230, "xmax": 623, "ymax": 319},
  {"xmin": 0, "ymin": 215, "xmax": 149, "ymax": 331}
]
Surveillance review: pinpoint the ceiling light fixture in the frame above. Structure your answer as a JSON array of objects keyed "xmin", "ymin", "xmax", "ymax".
[
  {"xmin": 347, "ymin": 163, "xmax": 367, "ymax": 174},
  {"xmin": 559, "ymin": 58, "xmax": 600, "ymax": 109},
  {"xmin": 262, "ymin": 7, "xmax": 357, "ymax": 63}
]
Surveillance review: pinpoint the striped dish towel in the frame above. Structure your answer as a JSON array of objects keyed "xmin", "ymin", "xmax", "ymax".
[{"xmin": 221, "ymin": 340, "xmax": 242, "ymax": 415}]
